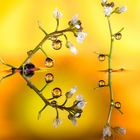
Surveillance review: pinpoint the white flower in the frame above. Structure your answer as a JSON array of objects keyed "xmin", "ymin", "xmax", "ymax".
[
  {"xmin": 70, "ymin": 15, "xmax": 82, "ymax": 30},
  {"xmin": 66, "ymin": 86, "xmax": 78, "ymax": 98},
  {"xmin": 76, "ymin": 94, "xmax": 87, "ymax": 109},
  {"xmin": 71, "ymin": 15, "xmax": 79, "ymax": 25},
  {"xmin": 70, "ymin": 46, "xmax": 78, "ymax": 55},
  {"xmin": 53, "ymin": 118, "xmax": 62, "ymax": 128},
  {"xmin": 76, "ymin": 32, "xmax": 87, "ymax": 43},
  {"xmin": 53, "ymin": 8, "xmax": 63, "ymax": 19},
  {"xmin": 76, "ymin": 101, "xmax": 86, "ymax": 109},
  {"xmin": 118, "ymin": 127, "xmax": 126, "ymax": 135},
  {"xmin": 66, "ymin": 41, "xmax": 78, "ymax": 55},
  {"xmin": 104, "ymin": 6, "xmax": 112, "ymax": 16},
  {"xmin": 71, "ymin": 118, "xmax": 77, "ymax": 126},
  {"xmin": 70, "ymin": 86, "xmax": 78, "ymax": 94},
  {"xmin": 103, "ymin": 126, "xmax": 111, "ymax": 138},
  {"xmin": 76, "ymin": 94, "xmax": 84, "ymax": 101},
  {"xmin": 117, "ymin": 6, "xmax": 127, "ymax": 13},
  {"xmin": 113, "ymin": 127, "xmax": 126, "ymax": 135},
  {"xmin": 70, "ymin": 116, "xmax": 77, "ymax": 126}
]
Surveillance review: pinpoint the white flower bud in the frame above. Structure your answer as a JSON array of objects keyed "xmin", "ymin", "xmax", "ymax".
[
  {"xmin": 118, "ymin": 127, "xmax": 126, "ymax": 135},
  {"xmin": 76, "ymin": 100, "xmax": 86, "ymax": 109},
  {"xmin": 76, "ymin": 94, "xmax": 84, "ymax": 101},
  {"xmin": 53, "ymin": 8, "xmax": 63, "ymax": 19},
  {"xmin": 53, "ymin": 118, "xmax": 62, "ymax": 128},
  {"xmin": 71, "ymin": 116, "xmax": 77, "ymax": 126},
  {"xmin": 76, "ymin": 32, "xmax": 87, "ymax": 43},
  {"xmin": 113, "ymin": 127, "xmax": 126, "ymax": 135},
  {"xmin": 117, "ymin": 6, "xmax": 127, "ymax": 13},
  {"xmin": 66, "ymin": 86, "xmax": 78, "ymax": 98},
  {"xmin": 104, "ymin": 6, "xmax": 112, "ymax": 16},
  {"xmin": 76, "ymin": 94, "xmax": 87, "ymax": 109},
  {"xmin": 66, "ymin": 41, "xmax": 78, "ymax": 55},
  {"xmin": 71, "ymin": 15, "xmax": 79, "ymax": 25},
  {"xmin": 103, "ymin": 126, "xmax": 111, "ymax": 138}
]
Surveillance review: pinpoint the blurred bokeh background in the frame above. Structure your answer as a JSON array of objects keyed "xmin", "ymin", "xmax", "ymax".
[{"xmin": 0, "ymin": 0, "xmax": 140, "ymax": 140}]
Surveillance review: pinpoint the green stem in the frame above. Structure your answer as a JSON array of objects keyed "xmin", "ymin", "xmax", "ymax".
[
  {"xmin": 55, "ymin": 19, "xmax": 59, "ymax": 31},
  {"xmin": 38, "ymin": 104, "xmax": 48, "ymax": 120},
  {"xmin": 21, "ymin": 28, "xmax": 72, "ymax": 66},
  {"xmin": 39, "ymin": 83, "xmax": 48, "ymax": 92},
  {"xmin": 0, "ymin": 58, "xmax": 16, "ymax": 68},
  {"xmin": 22, "ymin": 75, "xmax": 49, "ymax": 104},
  {"xmin": 56, "ymin": 108, "xmax": 59, "ymax": 118},
  {"xmin": 22, "ymin": 74, "xmax": 72, "ymax": 113},
  {"xmin": 39, "ymin": 46, "xmax": 48, "ymax": 57},
  {"xmin": 113, "ymin": 27, "xmax": 124, "ymax": 36},
  {"xmin": 106, "ymin": 17, "xmax": 114, "ymax": 126},
  {"xmin": 61, "ymin": 98, "xmax": 68, "ymax": 106}
]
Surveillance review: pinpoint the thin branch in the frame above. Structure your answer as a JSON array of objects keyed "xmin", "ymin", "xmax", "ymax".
[
  {"xmin": 22, "ymin": 75, "xmax": 48, "ymax": 104},
  {"xmin": 61, "ymin": 98, "xmax": 68, "ymax": 106},
  {"xmin": 55, "ymin": 19, "xmax": 59, "ymax": 31},
  {"xmin": 38, "ymin": 20, "xmax": 48, "ymax": 35},
  {"xmin": 113, "ymin": 27, "xmax": 124, "ymax": 36},
  {"xmin": 38, "ymin": 104, "xmax": 48, "ymax": 120},
  {"xmin": 106, "ymin": 17, "xmax": 115, "ymax": 126},
  {"xmin": 0, "ymin": 58, "xmax": 16, "ymax": 68},
  {"xmin": 21, "ymin": 28, "xmax": 72, "ymax": 66},
  {"xmin": 0, "ymin": 73, "xmax": 14, "ymax": 83},
  {"xmin": 56, "ymin": 107, "xmax": 59, "ymax": 118},
  {"xmin": 39, "ymin": 83, "xmax": 48, "ymax": 92},
  {"xmin": 39, "ymin": 46, "xmax": 48, "ymax": 57}
]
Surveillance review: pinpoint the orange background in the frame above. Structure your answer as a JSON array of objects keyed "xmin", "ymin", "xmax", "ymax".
[{"xmin": 0, "ymin": 0, "xmax": 140, "ymax": 140}]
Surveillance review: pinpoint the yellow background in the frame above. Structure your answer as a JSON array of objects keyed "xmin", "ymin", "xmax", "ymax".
[{"xmin": 0, "ymin": 0, "xmax": 140, "ymax": 140}]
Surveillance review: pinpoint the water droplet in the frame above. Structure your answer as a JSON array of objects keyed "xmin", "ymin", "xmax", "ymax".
[
  {"xmin": 52, "ymin": 40, "xmax": 62, "ymax": 50},
  {"xmin": 52, "ymin": 87, "xmax": 62, "ymax": 98},
  {"xmin": 98, "ymin": 54, "xmax": 106, "ymax": 61},
  {"xmin": 45, "ymin": 73, "xmax": 54, "ymax": 83},
  {"xmin": 45, "ymin": 57, "xmax": 54, "ymax": 68},
  {"xmin": 98, "ymin": 80, "xmax": 106, "ymax": 87},
  {"xmin": 115, "ymin": 33, "xmax": 122, "ymax": 40},
  {"xmin": 115, "ymin": 102, "xmax": 121, "ymax": 109}
]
